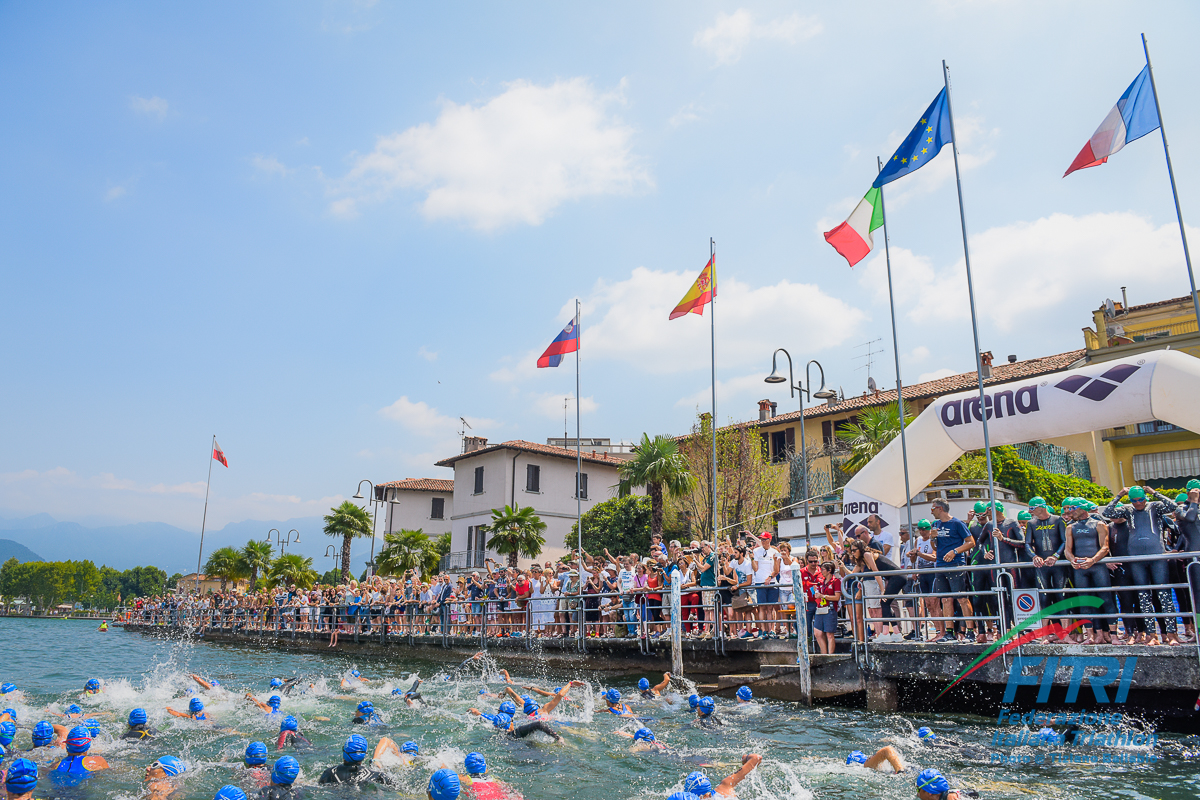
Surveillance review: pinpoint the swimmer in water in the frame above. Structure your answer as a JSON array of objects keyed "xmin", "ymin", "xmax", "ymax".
[
  {"xmin": 502, "ymin": 685, "xmax": 572, "ymax": 718},
  {"xmin": 145, "ymin": 756, "xmax": 188, "ymax": 800},
  {"xmin": 6, "ymin": 758, "xmax": 40, "ymax": 800},
  {"xmin": 694, "ymin": 697, "xmax": 722, "ymax": 726},
  {"xmin": 734, "ymin": 687, "xmax": 753, "ymax": 705},
  {"xmin": 29, "ymin": 720, "xmax": 69, "ymax": 753},
  {"xmin": 429, "ymin": 767, "xmax": 462, "ymax": 800},
  {"xmin": 0, "ymin": 707, "xmax": 16, "ymax": 723},
  {"xmin": 242, "ymin": 742, "xmax": 270, "ymax": 778},
  {"xmin": 915, "ymin": 726, "xmax": 988, "ymax": 761},
  {"xmin": 638, "ymin": 673, "xmax": 673, "ymax": 699},
  {"xmin": 846, "ymin": 746, "xmax": 905, "ymax": 773},
  {"xmin": 244, "ymin": 694, "xmax": 283, "ymax": 716},
  {"xmin": 259, "ymin": 756, "xmax": 300, "ymax": 800},
  {"xmin": 190, "ymin": 674, "xmax": 223, "ymax": 692},
  {"xmin": 353, "ymin": 700, "xmax": 384, "ymax": 725},
  {"xmin": 601, "ymin": 688, "xmax": 636, "ymax": 717},
  {"xmin": 215, "ymin": 786, "xmax": 249, "ymax": 800},
  {"xmin": 459, "ymin": 752, "xmax": 522, "ymax": 800},
  {"xmin": 166, "ymin": 698, "xmax": 209, "ymax": 722},
  {"xmin": 275, "ymin": 716, "xmax": 311, "ymax": 750},
  {"xmin": 615, "ymin": 727, "xmax": 669, "ymax": 753},
  {"xmin": 123, "ymin": 708, "xmax": 158, "ymax": 742},
  {"xmin": 340, "ymin": 669, "xmax": 371, "ymax": 688},
  {"xmin": 468, "ymin": 709, "xmax": 562, "ymax": 742},
  {"xmin": 60, "ymin": 703, "xmax": 85, "ymax": 719},
  {"xmin": 447, "ymin": 652, "xmax": 487, "ymax": 681},
  {"xmin": 51, "ymin": 725, "xmax": 109, "ymax": 786},
  {"xmin": 83, "ymin": 679, "xmax": 102, "ymax": 696},
  {"xmin": 680, "ymin": 753, "xmax": 762, "ymax": 799},
  {"xmin": 0, "ymin": 720, "xmax": 17, "ymax": 749},
  {"xmin": 2, "ymin": 682, "xmax": 20, "ymax": 697},
  {"xmin": 392, "ymin": 677, "xmax": 423, "ymax": 706},
  {"xmin": 317, "ymin": 734, "xmax": 400, "ymax": 786},
  {"xmin": 523, "ymin": 680, "xmax": 587, "ymax": 701},
  {"xmin": 916, "ymin": 768, "xmax": 978, "ymax": 800}
]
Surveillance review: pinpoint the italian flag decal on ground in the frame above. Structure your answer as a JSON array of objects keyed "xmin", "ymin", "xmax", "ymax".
[{"xmin": 823, "ymin": 187, "xmax": 884, "ymax": 267}]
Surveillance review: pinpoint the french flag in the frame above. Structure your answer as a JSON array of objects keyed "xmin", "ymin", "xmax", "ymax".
[
  {"xmin": 1064, "ymin": 66, "xmax": 1160, "ymax": 177},
  {"xmin": 536, "ymin": 315, "xmax": 579, "ymax": 368}
]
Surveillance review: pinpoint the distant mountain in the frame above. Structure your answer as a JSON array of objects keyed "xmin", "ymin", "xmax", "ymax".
[
  {"xmin": 0, "ymin": 539, "xmax": 43, "ymax": 563},
  {"xmin": 0, "ymin": 513, "xmax": 57, "ymax": 531},
  {"xmin": 0, "ymin": 515, "xmax": 377, "ymax": 575}
]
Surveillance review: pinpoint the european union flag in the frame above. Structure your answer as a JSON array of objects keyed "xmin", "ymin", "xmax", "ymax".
[{"xmin": 873, "ymin": 87, "xmax": 953, "ymax": 188}]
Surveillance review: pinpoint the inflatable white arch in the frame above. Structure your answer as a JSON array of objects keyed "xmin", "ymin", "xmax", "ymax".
[{"xmin": 841, "ymin": 348, "xmax": 1200, "ymax": 529}]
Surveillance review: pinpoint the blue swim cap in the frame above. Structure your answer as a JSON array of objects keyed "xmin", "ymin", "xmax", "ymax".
[
  {"xmin": 638, "ymin": 678, "xmax": 650, "ymax": 692},
  {"xmin": 916, "ymin": 768, "xmax": 950, "ymax": 795},
  {"xmin": 268, "ymin": 696, "xmax": 281, "ymax": 708},
  {"xmin": 129, "ymin": 708, "xmax": 148, "ymax": 726},
  {"xmin": 155, "ymin": 756, "xmax": 187, "ymax": 777},
  {"xmin": 211, "ymin": 680, "xmax": 220, "ymax": 687},
  {"xmin": 492, "ymin": 712, "xmax": 513, "ymax": 730},
  {"xmin": 698, "ymin": 697, "xmax": 715, "ymax": 716},
  {"xmin": 280, "ymin": 715, "xmax": 298, "ymax": 732},
  {"xmin": 736, "ymin": 687, "xmax": 752, "ymax": 702},
  {"xmin": 351, "ymin": 670, "xmax": 361, "ymax": 678},
  {"xmin": 846, "ymin": 750, "xmax": 867, "ymax": 765},
  {"xmin": 688, "ymin": 694, "xmax": 699, "ymax": 710},
  {"xmin": 684, "ymin": 771, "xmax": 712, "ymax": 796},
  {"xmin": 395, "ymin": 689, "xmax": 408, "ymax": 696},
  {"xmin": 464, "ymin": 752, "xmax": 487, "ymax": 776},
  {"xmin": 917, "ymin": 726, "xmax": 936, "ymax": 740},
  {"xmin": 85, "ymin": 679, "xmax": 100, "ymax": 692},
  {"xmin": 523, "ymin": 700, "xmax": 539, "ymax": 716},
  {"xmin": 65, "ymin": 704, "xmax": 82, "ymax": 716},
  {"xmin": 65, "ymin": 726, "xmax": 92, "ymax": 754},
  {"xmin": 401, "ymin": 740, "xmax": 419, "ymax": 755},
  {"xmin": 634, "ymin": 728, "xmax": 655, "ymax": 742},
  {"xmin": 6, "ymin": 758, "xmax": 38, "ymax": 794},
  {"xmin": 0, "ymin": 720, "xmax": 16, "ymax": 746},
  {"xmin": 188, "ymin": 698, "xmax": 204, "ymax": 714},
  {"xmin": 477, "ymin": 689, "xmax": 487, "ymax": 695},
  {"xmin": 428, "ymin": 768, "xmax": 461, "ymax": 800},
  {"xmin": 269, "ymin": 678, "xmax": 284, "ymax": 688},
  {"xmin": 4, "ymin": 708, "xmax": 16, "ymax": 721},
  {"xmin": 356, "ymin": 701, "xmax": 374, "ymax": 715},
  {"xmin": 271, "ymin": 756, "xmax": 300, "ymax": 786},
  {"xmin": 83, "ymin": 719, "xmax": 101, "ymax": 737},
  {"xmin": 214, "ymin": 785, "xmax": 248, "ymax": 800},
  {"xmin": 553, "ymin": 687, "xmax": 562, "ymax": 694},
  {"xmin": 343, "ymin": 734, "xmax": 369, "ymax": 762},
  {"xmin": 604, "ymin": 689, "xmax": 621, "ymax": 704},
  {"xmin": 244, "ymin": 741, "xmax": 268, "ymax": 766},
  {"xmin": 32, "ymin": 721, "xmax": 54, "ymax": 747},
  {"xmin": 1, "ymin": 683, "xmax": 16, "ymax": 694},
  {"xmin": 498, "ymin": 701, "xmax": 516, "ymax": 716}
]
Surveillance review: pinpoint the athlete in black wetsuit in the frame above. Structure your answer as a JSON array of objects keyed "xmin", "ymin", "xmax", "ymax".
[
  {"xmin": 317, "ymin": 735, "xmax": 395, "ymax": 786},
  {"xmin": 1103, "ymin": 486, "xmax": 1180, "ymax": 645},
  {"xmin": 122, "ymin": 708, "xmax": 157, "ymax": 742},
  {"xmin": 1064, "ymin": 499, "xmax": 1113, "ymax": 644},
  {"xmin": 1025, "ymin": 498, "xmax": 1069, "ymax": 636}
]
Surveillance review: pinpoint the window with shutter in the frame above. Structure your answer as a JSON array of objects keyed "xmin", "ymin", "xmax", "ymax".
[
  {"xmin": 473, "ymin": 466, "xmax": 484, "ymax": 494},
  {"xmin": 430, "ymin": 497, "xmax": 445, "ymax": 519},
  {"xmin": 526, "ymin": 464, "xmax": 541, "ymax": 493},
  {"xmin": 576, "ymin": 472, "xmax": 589, "ymax": 500}
]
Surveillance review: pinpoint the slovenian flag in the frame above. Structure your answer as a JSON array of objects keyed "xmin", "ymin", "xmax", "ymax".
[
  {"xmin": 1064, "ymin": 66, "xmax": 1160, "ymax": 177},
  {"xmin": 536, "ymin": 315, "xmax": 579, "ymax": 368},
  {"xmin": 669, "ymin": 256, "xmax": 716, "ymax": 320},
  {"xmin": 823, "ymin": 187, "xmax": 884, "ymax": 267}
]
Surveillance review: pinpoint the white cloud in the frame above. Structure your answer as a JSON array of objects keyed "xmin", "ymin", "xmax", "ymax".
[
  {"xmin": 669, "ymin": 103, "xmax": 704, "ymax": 127},
  {"xmin": 417, "ymin": 346, "xmax": 438, "ymax": 362},
  {"xmin": 883, "ymin": 115, "xmax": 997, "ymax": 207},
  {"xmin": 331, "ymin": 78, "xmax": 651, "ymax": 229},
  {"xmin": 917, "ymin": 367, "xmax": 957, "ymax": 383},
  {"xmin": 674, "ymin": 372, "xmax": 779, "ymax": 412},
  {"xmin": 532, "ymin": 392, "xmax": 598, "ymax": 420},
  {"xmin": 252, "ymin": 155, "xmax": 292, "ymax": 177},
  {"xmin": 857, "ymin": 211, "xmax": 1198, "ymax": 330},
  {"xmin": 129, "ymin": 95, "xmax": 169, "ymax": 121},
  {"xmin": 104, "ymin": 185, "xmax": 126, "ymax": 202},
  {"xmin": 693, "ymin": 9, "xmax": 822, "ymax": 66},
  {"xmin": 379, "ymin": 396, "xmax": 497, "ymax": 437},
  {"xmin": 908, "ymin": 345, "xmax": 930, "ymax": 362}
]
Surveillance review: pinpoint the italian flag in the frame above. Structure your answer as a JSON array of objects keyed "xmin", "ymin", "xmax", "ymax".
[{"xmin": 823, "ymin": 187, "xmax": 883, "ymax": 267}]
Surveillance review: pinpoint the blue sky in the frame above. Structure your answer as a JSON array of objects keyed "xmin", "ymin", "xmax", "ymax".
[{"xmin": 2, "ymin": 2, "xmax": 1199, "ymax": 531}]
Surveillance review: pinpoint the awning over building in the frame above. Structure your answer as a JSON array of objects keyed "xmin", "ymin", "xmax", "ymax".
[{"xmin": 1133, "ymin": 448, "xmax": 1200, "ymax": 481}]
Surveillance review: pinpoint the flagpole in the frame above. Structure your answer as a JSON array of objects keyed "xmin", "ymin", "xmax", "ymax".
[
  {"xmin": 196, "ymin": 434, "xmax": 215, "ymax": 596},
  {"xmin": 575, "ymin": 299, "xmax": 585, "ymax": 647},
  {"xmin": 1141, "ymin": 33, "xmax": 1200, "ymax": 326},
  {"xmin": 877, "ymin": 158, "xmax": 914, "ymax": 538},
  {"xmin": 943, "ymin": 61, "xmax": 999, "ymax": 525},
  {"xmin": 709, "ymin": 239, "xmax": 718, "ymax": 553}
]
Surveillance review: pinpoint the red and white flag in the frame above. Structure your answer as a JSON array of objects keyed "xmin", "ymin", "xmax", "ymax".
[{"xmin": 213, "ymin": 440, "xmax": 229, "ymax": 468}]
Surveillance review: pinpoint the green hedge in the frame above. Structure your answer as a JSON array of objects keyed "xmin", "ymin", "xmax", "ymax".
[{"xmin": 989, "ymin": 445, "xmax": 1113, "ymax": 506}]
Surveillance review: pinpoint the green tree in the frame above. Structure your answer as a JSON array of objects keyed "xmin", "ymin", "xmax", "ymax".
[
  {"xmin": 239, "ymin": 540, "xmax": 275, "ymax": 590},
  {"xmin": 203, "ymin": 547, "xmax": 246, "ymax": 593},
  {"xmin": 166, "ymin": 573, "xmax": 182, "ymax": 591},
  {"xmin": 318, "ymin": 568, "xmax": 341, "ymax": 586},
  {"xmin": 485, "ymin": 504, "xmax": 547, "ymax": 567},
  {"xmin": 64, "ymin": 561, "xmax": 101, "ymax": 604},
  {"xmin": 426, "ymin": 532, "xmax": 452, "ymax": 578},
  {"xmin": 0, "ymin": 558, "xmax": 29, "ymax": 609},
  {"xmin": 118, "ymin": 566, "xmax": 168, "ymax": 599},
  {"xmin": 375, "ymin": 529, "xmax": 431, "ymax": 578},
  {"xmin": 266, "ymin": 553, "xmax": 318, "ymax": 589},
  {"xmin": 323, "ymin": 501, "xmax": 374, "ymax": 584},
  {"xmin": 990, "ymin": 445, "xmax": 1113, "ymax": 506},
  {"xmin": 617, "ymin": 433, "xmax": 695, "ymax": 540},
  {"xmin": 834, "ymin": 403, "xmax": 914, "ymax": 475},
  {"xmin": 569, "ymin": 495, "xmax": 652, "ymax": 555}
]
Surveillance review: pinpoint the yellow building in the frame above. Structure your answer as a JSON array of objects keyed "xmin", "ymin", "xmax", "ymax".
[{"xmin": 176, "ymin": 573, "xmax": 249, "ymax": 595}]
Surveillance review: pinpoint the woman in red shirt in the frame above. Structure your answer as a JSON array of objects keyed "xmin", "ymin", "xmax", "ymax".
[
  {"xmin": 799, "ymin": 550, "xmax": 822, "ymax": 644},
  {"xmin": 810, "ymin": 561, "xmax": 841, "ymax": 654}
]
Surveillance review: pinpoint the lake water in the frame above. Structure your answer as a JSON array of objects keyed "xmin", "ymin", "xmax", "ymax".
[{"xmin": 2, "ymin": 617, "xmax": 1198, "ymax": 800}]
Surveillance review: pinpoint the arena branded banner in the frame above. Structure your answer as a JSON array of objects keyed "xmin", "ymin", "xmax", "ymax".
[{"xmin": 841, "ymin": 486, "xmax": 900, "ymax": 534}]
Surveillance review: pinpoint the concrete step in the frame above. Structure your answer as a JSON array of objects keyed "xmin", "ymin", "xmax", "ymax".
[{"xmin": 716, "ymin": 673, "xmax": 763, "ymax": 690}]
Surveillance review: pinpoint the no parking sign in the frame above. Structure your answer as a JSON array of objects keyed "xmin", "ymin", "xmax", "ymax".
[{"xmin": 1013, "ymin": 589, "xmax": 1041, "ymax": 625}]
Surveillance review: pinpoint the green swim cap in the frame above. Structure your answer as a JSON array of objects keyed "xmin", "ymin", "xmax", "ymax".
[
  {"xmin": 1177, "ymin": 493, "xmax": 1188, "ymax": 503},
  {"xmin": 1128, "ymin": 486, "xmax": 1147, "ymax": 501},
  {"xmin": 993, "ymin": 501, "xmax": 1005, "ymax": 514},
  {"xmin": 973, "ymin": 501, "xmax": 987, "ymax": 514},
  {"xmin": 1188, "ymin": 479, "xmax": 1200, "ymax": 491},
  {"xmin": 1028, "ymin": 496, "xmax": 1047, "ymax": 509},
  {"xmin": 1061, "ymin": 497, "xmax": 1079, "ymax": 508},
  {"xmin": 1017, "ymin": 510, "xmax": 1032, "ymax": 522},
  {"xmin": 916, "ymin": 519, "xmax": 932, "ymax": 530}
]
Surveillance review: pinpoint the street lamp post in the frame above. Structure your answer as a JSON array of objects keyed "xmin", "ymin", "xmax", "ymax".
[
  {"xmin": 265, "ymin": 528, "xmax": 282, "ymax": 557},
  {"xmin": 353, "ymin": 480, "xmax": 377, "ymax": 577},
  {"xmin": 324, "ymin": 545, "xmax": 340, "ymax": 579},
  {"xmin": 765, "ymin": 350, "xmax": 838, "ymax": 550}
]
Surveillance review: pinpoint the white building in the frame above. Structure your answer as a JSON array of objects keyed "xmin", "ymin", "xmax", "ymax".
[
  {"xmin": 374, "ymin": 478, "xmax": 454, "ymax": 538},
  {"xmin": 434, "ymin": 437, "xmax": 632, "ymax": 570}
]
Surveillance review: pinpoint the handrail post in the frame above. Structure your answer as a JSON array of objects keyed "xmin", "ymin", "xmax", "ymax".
[{"xmin": 670, "ymin": 576, "xmax": 683, "ymax": 677}]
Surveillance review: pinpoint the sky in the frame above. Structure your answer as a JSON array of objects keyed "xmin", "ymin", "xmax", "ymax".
[{"xmin": 2, "ymin": 2, "xmax": 1199, "ymax": 533}]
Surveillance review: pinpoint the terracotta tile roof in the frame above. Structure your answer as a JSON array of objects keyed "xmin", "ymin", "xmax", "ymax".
[
  {"xmin": 723, "ymin": 349, "xmax": 1087, "ymax": 431},
  {"xmin": 1113, "ymin": 293, "xmax": 1196, "ymax": 314},
  {"xmin": 375, "ymin": 478, "xmax": 454, "ymax": 493},
  {"xmin": 435, "ymin": 439, "xmax": 626, "ymax": 468}
]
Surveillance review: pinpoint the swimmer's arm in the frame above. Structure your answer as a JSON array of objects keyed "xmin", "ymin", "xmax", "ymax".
[
  {"xmin": 525, "ymin": 686, "xmax": 556, "ymax": 697},
  {"xmin": 503, "ymin": 686, "xmax": 524, "ymax": 702},
  {"xmin": 190, "ymin": 674, "xmax": 215, "ymax": 690},
  {"xmin": 717, "ymin": 753, "xmax": 762, "ymax": 795},
  {"xmin": 52, "ymin": 722, "xmax": 69, "ymax": 741},
  {"xmin": 499, "ymin": 669, "xmax": 514, "ymax": 684},
  {"xmin": 653, "ymin": 672, "xmax": 672, "ymax": 695},
  {"xmin": 613, "ymin": 731, "xmax": 634, "ymax": 739},
  {"xmin": 542, "ymin": 687, "xmax": 569, "ymax": 714},
  {"xmin": 863, "ymin": 746, "xmax": 904, "ymax": 773},
  {"xmin": 468, "ymin": 708, "xmax": 483, "ymax": 716},
  {"xmin": 339, "ymin": 678, "xmax": 351, "ymax": 688},
  {"xmin": 244, "ymin": 694, "xmax": 271, "ymax": 712},
  {"xmin": 372, "ymin": 736, "xmax": 400, "ymax": 763},
  {"xmin": 164, "ymin": 707, "xmax": 190, "ymax": 718}
]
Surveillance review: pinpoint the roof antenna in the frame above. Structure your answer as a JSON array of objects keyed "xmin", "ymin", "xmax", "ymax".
[{"xmin": 459, "ymin": 417, "xmax": 472, "ymax": 453}]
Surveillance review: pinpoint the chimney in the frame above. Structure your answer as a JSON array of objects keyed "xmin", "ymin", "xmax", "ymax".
[
  {"xmin": 1121, "ymin": 286, "xmax": 1128, "ymax": 309},
  {"xmin": 463, "ymin": 436, "xmax": 489, "ymax": 453},
  {"xmin": 770, "ymin": 401, "xmax": 778, "ymax": 418},
  {"xmin": 980, "ymin": 351, "xmax": 994, "ymax": 379},
  {"xmin": 757, "ymin": 399, "xmax": 772, "ymax": 421},
  {"xmin": 1007, "ymin": 354, "xmax": 1017, "ymax": 364}
]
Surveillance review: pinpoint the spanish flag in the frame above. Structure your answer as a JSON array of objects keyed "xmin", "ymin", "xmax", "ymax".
[{"xmin": 669, "ymin": 256, "xmax": 715, "ymax": 320}]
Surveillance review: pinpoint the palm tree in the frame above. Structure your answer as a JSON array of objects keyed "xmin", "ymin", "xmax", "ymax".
[
  {"xmin": 204, "ymin": 547, "xmax": 247, "ymax": 593},
  {"xmin": 374, "ymin": 529, "xmax": 431, "ymax": 577},
  {"xmin": 617, "ymin": 433, "xmax": 695, "ymax": 540},
  {"xmin": 834, "ymin": 403, "xmax": 914, "ymax": 475},
  {"xmin": 425, "ymin": 532, "xmax": 452, "ymax": 577},
  {"xmin": 323, "ymin": 501, "xmax": 373, "ymax": 584},
  {"xmin": 266, "ymin": 553, "xmax": 318, "ymax": 590},
  {"xmin": 239, "ymin": 540, "xmax": 275, "ymax": 590},
  {"xmin": 485, "ymin": 504, "xmax": 546, "ymax": 567}
]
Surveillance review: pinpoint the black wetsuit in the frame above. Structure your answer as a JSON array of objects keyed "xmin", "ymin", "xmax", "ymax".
[
  {"xmin": 968, "ymin": 521, "xmax": 996, "ymax": 625},
  {"xmin": 1068, "ymin": 517, "xmax": 1112, "ymax": 631},
  {"xmin": 1027, "ymin": 514, "xmax": 1069, "ymax": 620},
  {"xmin": 511, "ymin": 720, "xmax": 560, "ymax": 740},
  {"xmin": 317, "ymin": 762, "xmax": 393, "ymax": 786},
  {"xmin": 259, "ymin": 784, "xmax": 299, "ymax": 800},
  {"xmin": 1104, "ymin": 492, "xmax": 1178, "ymax": 634},
  {"xmin": 121, "ymin": 725, "xmax": 157, "ymax": 742}
]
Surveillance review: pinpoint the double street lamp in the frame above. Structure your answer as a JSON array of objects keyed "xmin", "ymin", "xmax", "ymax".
[
  {"xmin": 265, "ymin": 528, "xmax": 301, "ymax": 556},
  {"xmin": 352, "ymin": 480, "xmax": 379, "ymax": 577},
  {"xmin": 765, "ymin": 349, "xmax": 838, "ymax": 549}
]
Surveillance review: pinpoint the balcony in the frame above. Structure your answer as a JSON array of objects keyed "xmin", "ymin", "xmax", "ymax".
[
  {"xmin": 439, "ymin": 551, "xmax": 488, "ymax": 573},
  {"xmin": 1102, "ymin": 420, "xmax": 1188, "ymax": 441}
]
